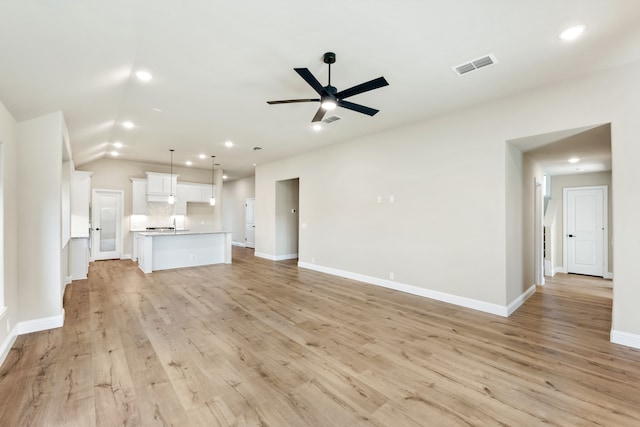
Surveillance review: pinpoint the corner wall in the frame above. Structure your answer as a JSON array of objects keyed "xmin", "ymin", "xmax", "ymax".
[
  {"xmin": 17, "ymin": 112, "xmax": 65, "ymax": 326},
  {"xmin": 0, "ymin": 99, "xmax": 19, "ymax": 364}
]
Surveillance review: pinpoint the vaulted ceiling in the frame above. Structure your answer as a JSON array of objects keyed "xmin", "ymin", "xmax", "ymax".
[{"xmin": 1, "ymin": 1, "xmax": 639, "ymax": 180}]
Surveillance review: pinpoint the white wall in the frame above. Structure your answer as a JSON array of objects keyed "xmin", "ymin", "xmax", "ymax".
[
  {"xmin": 222, "ymin": 176, "xmax": 255, "ymax": 245},
  {"xmin": 549, "ymin": 172, "xmax": 613, "ymax": 274},
  {"xmin": 17, "ymin": 112, "xmax": 65, "ymax": 324},
  {"xmin": 0, "ymin": 99, "xmax": 18, "ymax": 363},
  {"xmin": 256, "ymin": 60, "xmax": 640, "ymax": 344}
]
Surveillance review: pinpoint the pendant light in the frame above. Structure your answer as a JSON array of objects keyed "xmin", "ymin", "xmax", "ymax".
[
  {"xmin": 167, "ymin": 149, "xmax": 176, "ymax": 204},
  {"xmin": 209, "ymin": 155, "xmax": 216, "ymax": 206}
]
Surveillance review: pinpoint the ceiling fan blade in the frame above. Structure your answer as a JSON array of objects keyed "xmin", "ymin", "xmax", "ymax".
[
  {"xmin": 338, "ymin": 100, "xmax": 379, "ymax": 116},
  {"xmin": 295, "ymin": 68, "xmax": 326, "ymax": 95},
  {"xmin": 311, "ymin": 107, "xmax": 327, "ymax": 122},
  {"xmin": 267, "ymin": 98, "xmax": 319, "ymax": 104},
  {"xmin": 335, "ymin": 76, "xmax": 389, "ymax": 99}
]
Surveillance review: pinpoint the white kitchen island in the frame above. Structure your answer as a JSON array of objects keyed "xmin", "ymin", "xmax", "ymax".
[{"xmin": 137, "ymin": 231, "xmax": 232, "ymax": 273}]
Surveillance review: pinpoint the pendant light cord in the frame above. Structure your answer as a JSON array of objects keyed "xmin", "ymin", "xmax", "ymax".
[{"xmin": 169, "ymin": 149, "xmax": 175, "ymax": 196}]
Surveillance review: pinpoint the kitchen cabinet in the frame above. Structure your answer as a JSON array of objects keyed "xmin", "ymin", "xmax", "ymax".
[
  {"xmin": 180, "ymin": 182, "xmax": 214, "ymax": 203},
  {"xmin": 145, "ymin": 172, "xmax": 178, "ymax": 201},
  {"xmin": 71, "ymin": 170, "xmax": 92, "ymax": 237},
  {"xmin": 131, "ymin": 178, "xmax": 147, "ymax": 215},
  {"xmin": 172, "ymin": 182, "xmax": 215, "ymax": 215},
  {"xmin": 70, "ymin": 237, "xmax": 90, "ymax": 280}
]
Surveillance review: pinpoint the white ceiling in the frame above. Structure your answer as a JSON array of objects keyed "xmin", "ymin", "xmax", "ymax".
[{"xmin": 1, "ymin": 1, "xmax": 639, "ymax": 180}]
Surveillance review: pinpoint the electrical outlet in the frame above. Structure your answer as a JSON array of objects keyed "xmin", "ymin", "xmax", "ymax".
[
  {"xmin": 6, "ymin": 319, "xmax": 10, "ymax": 333},
  {"xmin": 377, "ymin": 196, "xmax": 382, "ymax": 204},
  {"xmin": 389, "ymin": 272, "xmax": 395, "ymax": 280},
  {"xmin": 311, "ymin": 257, "xmax": 315, "ymax": 264},
  {"xmin": 389, "ymin": 195, "xmax": 395, "ymax": 203},
  {"xmin": 190, "ymin": 254, "xmax": 196, "ymax": 261}
]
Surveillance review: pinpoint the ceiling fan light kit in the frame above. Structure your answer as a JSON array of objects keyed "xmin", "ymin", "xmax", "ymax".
[{"xmin": 267, "ymin": 52, "xmax": 389, "ymax": 122}]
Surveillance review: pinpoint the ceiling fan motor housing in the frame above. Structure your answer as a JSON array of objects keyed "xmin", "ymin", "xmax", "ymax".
[{"xmin": 323, "ymin": 52, "xmax": 336, "ymax": 64}]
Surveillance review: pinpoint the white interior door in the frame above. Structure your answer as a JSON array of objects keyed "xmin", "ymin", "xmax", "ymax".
[
  {"xmin": 92, "ymin": 189, "xmax": 123, "ymax": 260},
  {"xmin": 564, "ymin": 186, "xmax": 606, "ymax": 277},
  {"xmin": 245, "ymin": 198, "xmax": 255, "ymax": 249}
]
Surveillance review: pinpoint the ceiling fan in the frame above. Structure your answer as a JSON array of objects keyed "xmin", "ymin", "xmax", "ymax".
[{"xmin": 267, "ymin": 52, "xmax": 389, "ymax": 122}]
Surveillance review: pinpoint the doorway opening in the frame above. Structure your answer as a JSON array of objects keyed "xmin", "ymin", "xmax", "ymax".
[{"xmin": 275, "ymin": 178, "xmax": 299, "ymax": 260}]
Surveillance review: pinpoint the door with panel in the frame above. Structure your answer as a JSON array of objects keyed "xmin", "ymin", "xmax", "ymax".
[
  {"xmin": 564, "ymin": 186, "xmax": 606, "ymax": 277},
  {"xmin": 245, "ymin": 198, "xmax": 255, "ymax": 249}
]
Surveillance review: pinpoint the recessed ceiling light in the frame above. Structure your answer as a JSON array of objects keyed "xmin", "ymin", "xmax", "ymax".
[
  {"xmin": 199, "ymin": 154, "xmax": 206, "ymax": 159},
  {"xmin": 222, "ymin": 175, "xmax": 228, "ymax": 180},
  {"xmin": 122, "ymin": 121, "xmax": 134, "ymax": 129},
  {"xmin": 110, "ymin": 151, "xmax": 119, "ymax": 157},
  {"xmin": 225, "ymin": 141, "xmax": 233, "ymax": 147},
  {"xmin": 113, "ymin": 142, "xmax": 123, "ymax": 148},
  {"xmin": 313, "ymin": 124, "xmax": 322, "ymax": 131},
  {"xmin": 186, "ymin": 161, "xmax": 192, "ymax": 166},
  {"xmin": 559, "ymin": 25, "xmax": 586, "ymax": 41},
  {"xmin": 253, "ymin": 163, "xmax": 257, "ymax": 167},
  {"xmin": 135, "ymin": 70, "xmax": 153, "ymax": 81},
  {"xmin": 568, "ymin": 157, "xmax": 580, "ymax": 163}
]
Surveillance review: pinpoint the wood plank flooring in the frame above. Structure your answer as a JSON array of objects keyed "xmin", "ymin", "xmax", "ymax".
[{"xmin": 1, "ymin": 248, "xmax": 640, "ymax": 426}]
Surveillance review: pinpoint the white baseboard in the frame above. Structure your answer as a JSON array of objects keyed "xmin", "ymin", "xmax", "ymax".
[
  {"xmin": 0, "ymin": 325, "xmax": 18, "ymax": 368},
  {"xmin": 65, "ymin": 275, "xmax": 73, "ymax": 286},
  {"xmin": 506, "ymin": 285, "xmax": 536, "ymax": 316},
  {"xmin": 255, "ymin": 252, "xmax": 298, "ymax": 261},
  {"xmin": 232, "ymin": 241, "xmax": 246, "ymax": 247},
  {"xmin": 604, "ymin": 272, "xmax": 614, "ymax": 279},
  {"xmin": 255, "ymin": 251, "xmax": 275, "ymax": 260},
  {"xmin": 553, "ymin": 266, "xmax": 567, "ymax": 276},
  {"xmin": 611, "ymin": 330, "xmax": 640, "ymax": 350},
  {"xmin": 298, "ymin": 262, "xmax": 512, "ymax": 317},
  {"xmin": 17, "ymin": 309, "xmax": 65, "ymax": 335},
  {"xmin": 121, "ymin": 254, "xmax": 132, "ymax": 260}
]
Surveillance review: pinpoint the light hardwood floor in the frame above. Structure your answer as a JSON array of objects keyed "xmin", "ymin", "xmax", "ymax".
[{"xmin": 1, "ymin": 248, "xmax": 639, "ymax": 426}]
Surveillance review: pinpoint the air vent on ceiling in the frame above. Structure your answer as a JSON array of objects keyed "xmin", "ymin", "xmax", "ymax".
[
  {"xmin": 452, "ymin": 53, "xmax": 498, "ymax": 76},
  {"xmin": 322, "ymin": 115, "xmax": 341, "ymax": 124}
]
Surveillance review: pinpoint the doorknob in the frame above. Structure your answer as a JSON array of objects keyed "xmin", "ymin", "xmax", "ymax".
[
  {"xmin": 95, "ymin": 228, "xmax": 100, "ymax": 231},
  {"xmin": 567, "ymin": 234, "xmax": 575, "ymax": 237}
]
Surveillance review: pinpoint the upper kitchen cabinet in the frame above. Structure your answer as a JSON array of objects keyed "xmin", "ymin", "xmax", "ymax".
[
  {"xmin": 131, "ymin": 178, "xmax": 147, "ymax": 215},
  {"xmin": 145, "ymin": 171, "xmax": 178, "ymax": 202},
  {"xmin": 180, "ymin": 182, "xmax": 214, "ymax": 203},
  {"xmin": 71, "ymin": 170, "xmax": 92, "ymax": 237}
]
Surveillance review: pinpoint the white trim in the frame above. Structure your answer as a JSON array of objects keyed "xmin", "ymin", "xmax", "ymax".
[
  {"xmin": 275, "ymin": 253, "xmax": 298, "ymax": 261},
  {"xmin": 611, "ymin": 330, "xmax": 640, "ymax": 350},
  {"xmin": 563, "ymin": 185, "xmax": 608, "ymax": 278},
  {"xmin": 232, "ymin": 241, "xmax": 247, "ymax": 247},
  {"xmin": 17, "ymin": 310, "xmax": 65, "ymax": 335},
  {"xmin": 120, "ymin": 253, "xmax": 131, "ymax": 260},
  {"xmin": 255, "ymin": 251, "xmax": 276, "ymax": 261},
  {"xmin": 298, "ymin": 262, "xmax": 512, "ymax": 317},
  {"xmin": 553, "ymin": 266, "xmax": 567, "ymax": 275},
  {"xmin": 0, "ymin": 325, "xmax": 18, "ymax": 368},
  {"xmin": 507, "ymin": 285, "xmax": 537, "ymax": 316},
  {"xmin": 254, "ymin": 252, "xmax": 298, "ymax": 261},
  {"xmin": 604, "ymin": 272, "xmax": 613, "ymax": 279}
]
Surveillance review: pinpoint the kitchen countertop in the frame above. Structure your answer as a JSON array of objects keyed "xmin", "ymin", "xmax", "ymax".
[{"xmin": 138, "ymin": 230, "xmax": 231, "ymax": 237}]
